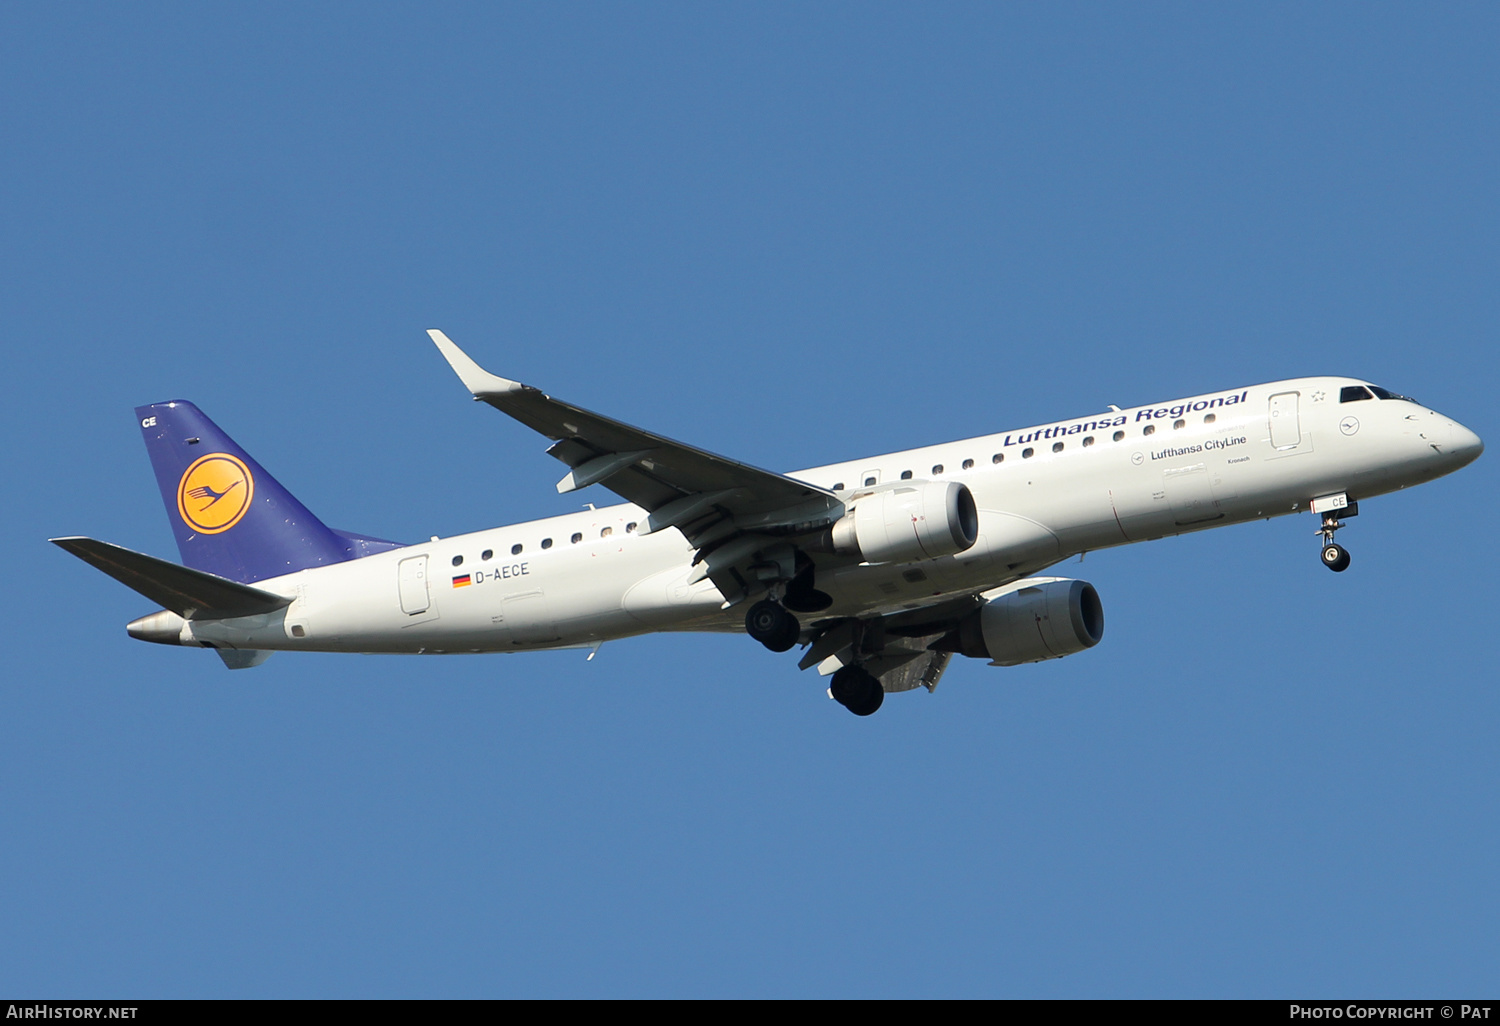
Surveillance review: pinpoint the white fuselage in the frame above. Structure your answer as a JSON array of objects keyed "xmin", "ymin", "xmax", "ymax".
[{"xmin": 180, "ymin": 377, "xmax": 1481, "ymax": 656}]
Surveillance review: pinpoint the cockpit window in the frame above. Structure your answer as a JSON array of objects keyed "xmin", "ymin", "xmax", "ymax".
[
  {"xmin": 1340, "ymin": 386, "xmax": 1374, "ymax": 403},
  {"xmin": 1369, "ymin": 385, "xmax": 1418, "ymax": 403}
]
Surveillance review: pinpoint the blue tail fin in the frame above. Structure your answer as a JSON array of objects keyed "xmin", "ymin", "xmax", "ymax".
[{"xmin": 136, "ymin": 401, "xmax": 393, "ymax": 584}]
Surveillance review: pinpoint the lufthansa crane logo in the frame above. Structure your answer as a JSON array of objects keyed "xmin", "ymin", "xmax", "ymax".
[{"xmin": 176, "ymin": 453, "xmax": 254, "ymax": 534}]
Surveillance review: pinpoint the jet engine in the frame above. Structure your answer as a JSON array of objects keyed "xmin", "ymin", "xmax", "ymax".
[
  {"xmin": 829, "ymin": 481, "xmax": 979, "ymax": 564},
  {"xmin": 945, "ymin": 577, "xmax": 1104, "ymax": 666}
]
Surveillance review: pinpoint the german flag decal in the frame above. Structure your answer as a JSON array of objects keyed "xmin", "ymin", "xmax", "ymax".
[{"xmin": 451, "ymin": 574, "xmax": 471, "ymax": 588}]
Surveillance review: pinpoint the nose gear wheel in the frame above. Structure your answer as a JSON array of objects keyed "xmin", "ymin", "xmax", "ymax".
[{"xmin": 1321, "ymin": 543, "xmax": 1351, "ymax": 572}]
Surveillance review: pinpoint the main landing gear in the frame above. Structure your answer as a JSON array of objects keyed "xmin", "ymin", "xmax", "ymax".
[
  {"xmin": 744, "ymin": 600, "xmax": 886, "ymax": 716},
  {"xmin": 1316, "ymin": 501, "xmax": 1358, "ymax": 573},
  {"xmin": 829, "ymin": 664, "xmax": 884, "ymax": 716},
  {"xmin": 745, "ymin": 596, "xmax": 890, "ymax": 716},
  {"xmin": 745, "ymin": 599, "xmax": 800, "ymax": 653}
]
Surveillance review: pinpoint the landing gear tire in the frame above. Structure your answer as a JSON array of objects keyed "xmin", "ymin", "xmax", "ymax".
[
  {"xmin": 1321, "ymin": 543, "xmax": 1351, "ymax": 573},
  {"xmin": 830, "ymin": 665, "xmax": 884, "ymax": 716},
  {"xmin": 1316, "ymin": 503, "xmax": 1356, "ymax": 574},
  {"xmin": 745, "ymin": 599, "xmax": 800, "ymax": 652}
]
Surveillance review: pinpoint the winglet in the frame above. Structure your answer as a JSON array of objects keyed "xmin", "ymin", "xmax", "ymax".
[{"xmin": 427, "ymin": 330, "xmax": 525, "ymax": 397}]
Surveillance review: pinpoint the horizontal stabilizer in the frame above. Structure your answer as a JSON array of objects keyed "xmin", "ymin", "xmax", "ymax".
[{"xmin": 51, "ymin": 537, "xmax": 293, "ymax": 620}]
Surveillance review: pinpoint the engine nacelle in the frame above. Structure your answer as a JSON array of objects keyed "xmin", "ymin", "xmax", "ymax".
[
  {"xmin": 950, "ymin": 577, "xmax": 1104, "ymax": 666},
  {"xmin": 831, "ymin": 481, "xmax": 979, "ymax": 564}
]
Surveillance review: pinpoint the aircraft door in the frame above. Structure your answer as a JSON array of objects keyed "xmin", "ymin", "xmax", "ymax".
[
  {"xmin": 1269, "ymin": 392, "xmax": 1301, "ymax": 449},
  {"xmin": 398, "ymin": 555, "xmax": 431, "ymax": 615}
]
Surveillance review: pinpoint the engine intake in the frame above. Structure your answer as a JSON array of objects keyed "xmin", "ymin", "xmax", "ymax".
[
  {"xmin": 830, "ymin": 481, "xmax": 979, "ymax": 564},
  {"xmin": 948, "ymin": 577, "xmax": 1104, "ymax": 666}
]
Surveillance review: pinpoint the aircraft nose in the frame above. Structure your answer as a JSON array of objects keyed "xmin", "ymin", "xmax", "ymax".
[{"xmin": 1449, "ymin": 420, "xmax": 1484, "ymax": 467}]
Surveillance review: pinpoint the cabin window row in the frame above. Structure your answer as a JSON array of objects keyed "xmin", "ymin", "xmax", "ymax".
[
  {"xmin": 831, "ymin": 413, "xmax": 1223, "ymax": 487},
  {"xmin": 450, "ymin": 521, "xmax": 639, "ymax": 566}
]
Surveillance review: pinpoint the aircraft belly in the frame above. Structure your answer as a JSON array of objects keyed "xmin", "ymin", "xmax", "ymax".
[
  {"xmin": 621, "ymin": 564, "xmax": 727, "ymax": 628},
  {"xmin": 821, "ymin": 545, "xmax": 1038, "ymax": 618},
  {"xmin": 820, "ymin": 564, "xmax": 952, "ymax": 617},
  {"xmin": 977, "ymin": 511, "xmax": 1061, "ymax": 572}
]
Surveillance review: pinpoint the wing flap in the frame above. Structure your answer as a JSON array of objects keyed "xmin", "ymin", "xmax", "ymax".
[{"xmin": 876, "ymin": 647, "xmax": 952, "ymax": 694}]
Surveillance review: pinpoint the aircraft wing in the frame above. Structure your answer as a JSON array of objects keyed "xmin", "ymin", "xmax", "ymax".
[{"xmin": 429, "ymin": 331, "xmax": 843, "ymax": 551}]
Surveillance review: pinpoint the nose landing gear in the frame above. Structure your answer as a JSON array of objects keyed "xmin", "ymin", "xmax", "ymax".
[{"xmin": 1316, "ymin": 500, "xmax": 1357, "ymax": 573}]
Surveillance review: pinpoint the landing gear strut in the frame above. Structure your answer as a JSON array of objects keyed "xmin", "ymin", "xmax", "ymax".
[
  {"xmin": 1316, "ymin": 501, "xmax": 1357, "ymax": 573},
  {"xmin": 745, "ymin": 599, "xmax": 800, "ymax": 652},
  {"xmin": 829, "ymin": 664, "xmax": 884, "ymax": 716}
]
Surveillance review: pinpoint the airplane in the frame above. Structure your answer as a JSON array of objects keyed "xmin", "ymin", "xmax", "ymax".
[{"xmin": 54, "ymin": 331, "xmax": 1483, "ymax": 716}]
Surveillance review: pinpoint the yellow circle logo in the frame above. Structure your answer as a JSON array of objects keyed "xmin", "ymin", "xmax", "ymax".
[{"xmin": 177, "ymin": 453, "xmax": 254, "ymax": 534}]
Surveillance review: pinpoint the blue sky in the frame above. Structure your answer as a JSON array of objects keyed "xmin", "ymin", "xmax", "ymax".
[{"xmin": 2, "ymin": 3, "xmax": 1495, "ymax": 997}]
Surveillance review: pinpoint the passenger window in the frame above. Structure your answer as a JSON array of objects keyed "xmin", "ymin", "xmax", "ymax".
[
  {"xmin": 1022, "ymin": 447, "xmax": 1035, "ymax": 458},
  {"xmin": 831, "ymin": 482, "xmax": 844, "ymax": 491},
  {"xmin": 481, "ymin": 549, "xmax": 493, "ymax": 561},
  {"xmin": 626, "ymin": 522, "xmax": 637, "ymax": 533},
  {"xmin": 900, "ymin": 470, "xmax": 913, "ymax": 480},
  {"xmin": 451, "ymin": 555, "xmax": 463, "ymax": 567},
  {"xmin": 511, "ymin": 543, "xmax": 523, "ymax": 555},
  {"xmin": 864, "ymin": 476, "xmax": 876, "ymax": 487},
  {"xmin": 601, "ymin": 527, "xmax": 613, "ymax": 538},
  {"xmin": 1143, "ymin": 424, "xmax": 1156, "ymax": 436},
  {"xmin": 1341, "ymin": 386, "xmax": 1374, "ymax": 403},
  {"xmin": 1173, "ymin": 419, "xmax": 1185, "ymax": 430},
  {"xmin": 1083, "ymin": 436, "xmax": 1095, "ymax": 447},
  {"xmin": 931, "ymin": 464, "xmax": 944, "ymax": 475},
  {"xmin": 992, "ymin": 453, "xmax": 1004, "ymax": 464},
  {"xmin": 1112, "ymin": 430, "xmax": 1124, "ymax": 442},
  {"xmin": 1052, "ymin": 442, "xmax": 1064, "ymax": 453},
  {"xmin": 571, "ymin": 532, "xmax": 583, "ymax": 544},
  {"xmin": 1204, "ymin": 413, "xmax": 1216, "ymax": 424},
  {"xmin": 541, "ymin": 538, "xmax": 553, "ymax": 549},
  {"xmin": 962, "ymin": 459, "xmax": 974, "ymax": 470}
]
